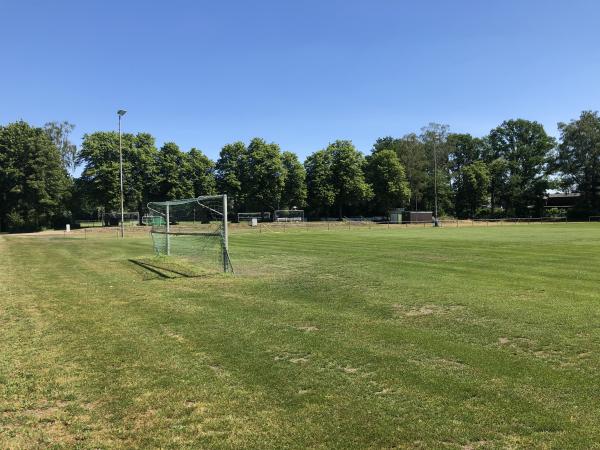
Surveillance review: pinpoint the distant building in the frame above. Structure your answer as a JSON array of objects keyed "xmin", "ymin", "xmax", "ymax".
[{"xmin": 544, "ymin": 193, "xmax": 580, "ymax": 209}]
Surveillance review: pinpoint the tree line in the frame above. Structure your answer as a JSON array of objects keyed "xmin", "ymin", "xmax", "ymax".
[{"xmin": 1, "ymin": 111, "xmax": 600, "ymax": 231}]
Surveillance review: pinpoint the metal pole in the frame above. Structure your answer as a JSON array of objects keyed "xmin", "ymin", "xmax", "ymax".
[
  {"xmin": 222, "ymin": 194, "xmax": 229, "ymax": 272},
  {"xmin": 119, "ymin": 114, "xmax": 125, "ymax": 238},
  {"xmin": 166, "ymin": 203, "xmax": 171, "ymax": 256},
  {"xmin": 433, "ymin": 138, "xmax": 439, "ymax": 226}
]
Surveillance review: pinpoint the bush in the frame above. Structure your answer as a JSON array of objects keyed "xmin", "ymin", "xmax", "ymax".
[{"xmin": 6, "ymin": 211, "xmax": 25, "ymax": 232}]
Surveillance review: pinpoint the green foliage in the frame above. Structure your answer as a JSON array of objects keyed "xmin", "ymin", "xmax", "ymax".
[
  {"xmin": 0, "ymin": 121, "xmax": 70, "ymax": 231},
  {"xmin": 305, "ymin": 149, "xmax": 336, "ymax": 216},
  {"xmin": 447, "ymin": 133, "xmax": 485, "ymax": 173},
  {"xmin": 156, "ymin": 142, "xmax": 193, "ymax": 200},
  {"xmin": 488, "ymin": 119, "xmax": 555, "ymax": 216},
  {"xmin": 365, "ymin": 149, "xmax": 410, "ymax": 214},
  {"xmin": 486, "ymin": 157, "xmax": 510, "ymax": 216},
  {"xmin": 245, "ymin": 138, "xmax": 285, "ymax": 212},
  {"xmin": 78, "ymin": 131, "xmax": 161, "ymax": 220},
  {"xmin": 374, "ymin": 134, "xmax": 428, "ymax": 210},
  {"xmin": 186, "ymin": 148, "xmax": 216, "ymax": 197},
  {"xmin": 455, "ymin": 161, "xmax": 490, "ymax": 218},
  {"xmin": 215, "ymin": 142, "xmax": 248, "ymax": 212},
  {"xmin": 420, "ymin": 123, "xmax": 453, "ymax": 215},
  {"xmin": 128, "ymin": 133, "xmax": 159, "ymax": 219},
  {"xmin": 8, "ymin": 110, "xmax": 600, "ymax": 226},
  {"xmin": 44, "ymin": 121, "xmax": 78, "ymax": 174},
  {"xmin": 78, "ymin": 131, "xmax": 123, "ymax": 212},
  {"xmin": 281, "ymin": 151, "xmax": 307, "ymax": 209},
  {"xmin": 557, "ymin": 111, "xmax": 600, "ymax": 214},
  {"xmin": 328, "ymin": 140, "xmax": 373, "ymax": 218}
]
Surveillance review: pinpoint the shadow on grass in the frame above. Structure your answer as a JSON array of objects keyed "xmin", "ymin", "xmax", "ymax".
[{"xmin": 129, "ymin": 258, "xmax": 214, "ymax": 280}]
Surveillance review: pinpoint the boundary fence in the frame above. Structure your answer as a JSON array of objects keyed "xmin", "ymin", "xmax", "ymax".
[
  {"xmin": 230, "ymin": 216, "xmax": 586, "ymax": 234},
  {"xmin": 9, "ymin": 216, "xmax": 599, "ymax": 239}
]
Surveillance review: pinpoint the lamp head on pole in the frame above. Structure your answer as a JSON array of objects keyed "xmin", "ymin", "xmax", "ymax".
[{"xmin": 117, "ymin": 109, "xmax": 127, "ymax": 117}]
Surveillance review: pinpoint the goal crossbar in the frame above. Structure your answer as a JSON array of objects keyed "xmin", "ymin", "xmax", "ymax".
[{"xmin": 150, "ymin": 230, "xmax": 220, "ymax": 237}]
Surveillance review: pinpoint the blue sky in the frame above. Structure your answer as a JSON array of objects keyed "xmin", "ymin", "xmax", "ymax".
[{"xmin": 2, "ymin": 0, "xmax": 600, "ymax": 163}]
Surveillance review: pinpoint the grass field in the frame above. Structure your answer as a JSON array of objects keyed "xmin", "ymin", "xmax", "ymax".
[{"xmin": 2, "ymin": 224, "xmax": 600, "ymax": 448}]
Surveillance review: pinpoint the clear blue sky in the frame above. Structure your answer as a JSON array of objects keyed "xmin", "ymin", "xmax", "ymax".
[{"xmin": 2, "ymin": 0, "xmax": 599, "ymax": 162}]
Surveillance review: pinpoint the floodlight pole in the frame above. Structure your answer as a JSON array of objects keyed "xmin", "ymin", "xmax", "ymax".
[
  {"xmin": 117, "ymin": 109, "xmax": 127, "ymax": 238},
  {"xmin": 433, "ymin": 138, "xmax": 439, "ymax": 227}
]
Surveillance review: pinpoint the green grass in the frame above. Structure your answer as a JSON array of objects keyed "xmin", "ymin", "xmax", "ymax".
[{"xmin": 2, "ymin": 224, "xmax": 600, "ymax": 448}]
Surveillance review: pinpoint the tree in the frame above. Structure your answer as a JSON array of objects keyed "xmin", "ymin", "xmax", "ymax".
[
  {"xmin": 0, "ymin": 121, "xmax": 70, "ymax": 231},
  {"xmin": 78, "ymin": 132, "xmax": 160, "ymax": 223},
  {"xmin": 186, "ymin": 148, "xmax": 216, "ymax": 197},
  {"xmin": 373, "ymin": 134, "xmax": 428, "ymax": 210},
  {"xmin": 244, "ymin": 138, "xmax": 285, "ymax": 213},
  {"xmin": 488, "ymin": 119, "xmax": 555, "ymax": 216},
  {"xmin": 305, "ymin": 149, "xmax": 335, "ymax": 217},
  {"xmin": 215, "ymin": 142, "xmax": 248, "ymax": 213},
  {"xmin": 328, "ymin": 140, "xmax": 373, "ymax": 219},
  {"xmin": 78, "ymin": 132, "xmax": 123, "ymax": 215},
  {"xmin": 365, "ymin": 149, "xmax": 410, "ymax": 214},
  {"xmin": 486, "ymin": 157, "xmax": 509, "ymax": 216},
  {"xmin": 44, "ymin": 121, "xmax": 78, "ymax": 174},
  {"xmin": 557, "ymin": 111, "xmax": 600, "ymax": 214},
  {"xmin": 455, "ymin": 161, "xmax": 490, "ymax": 218},
  {"xmin": 156, "ymin": 142, "xmax": 193, "ymax": 200},
  {"xmin": 128, "ymin": 133, "xmax": 159, "ymax": 221},
  {"xmin": 281, "ymin": 151, "xmax": 307, "ymax": 209},
  {"xmin": 447, "ymin": 133, "xmax": 485, "ymax": 174}
]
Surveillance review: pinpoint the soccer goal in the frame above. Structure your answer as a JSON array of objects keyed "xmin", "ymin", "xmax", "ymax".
[
  {"xmin": 103, "ymin": 211, "xmax": 140, "ymax": 226},
  {"xmin": 274, "ymin": 209, "xmax": 304, "ymax": 222},
  {"xmin": 237, "ymin": 212, "xmax": 271, "ymax": 222},
  {"xmin": 147, "ymin": 195, "xmax": 233, "ymax": 273}
]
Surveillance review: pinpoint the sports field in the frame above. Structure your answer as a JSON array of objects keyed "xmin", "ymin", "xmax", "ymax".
[{"xmin": 1, "ymin": 224, "xmax": 600, "ymax": 448}]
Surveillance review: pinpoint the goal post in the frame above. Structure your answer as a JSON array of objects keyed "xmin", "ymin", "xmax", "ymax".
[{"xmin": 147, "ymin": 194, "xmax": 233, "ymax": 273}]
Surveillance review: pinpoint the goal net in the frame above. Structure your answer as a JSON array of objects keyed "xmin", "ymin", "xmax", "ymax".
[
  {"xmin": 147, "ymin": 195, "xmax": 233, "ymax": 274},
  {"xmin": 274, "ymin": 209, "xmax": 304, "ymax": 222},
  {"xmin": 103, "ymin": 211, "xmax": 139, "ymax": 226},
  {"xmin": 237, "ymin": 212, "xmax": 271, "ymax": 222}
]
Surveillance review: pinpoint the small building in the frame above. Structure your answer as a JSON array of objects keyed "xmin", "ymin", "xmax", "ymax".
[
  {"xmin": 389, "ymin": 208, "xmax": 404, "ymax": 224},
  {"xmin": 402, "ymin": 211, "xmax": 433, "ymax": 224}
]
